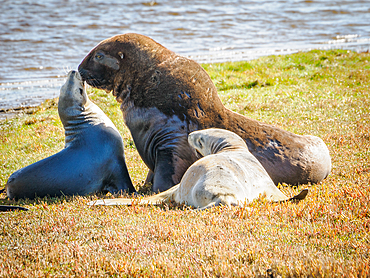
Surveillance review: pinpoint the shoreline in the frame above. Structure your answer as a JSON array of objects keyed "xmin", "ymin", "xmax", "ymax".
[
  {"xmin": 0, "ymin": 105, "xmax": 46, "ymax": 122},
  {"xmin": 1, "ymin": 43, "xmax": 369, "ymax": 120},
  {"xmin": 0, "ymin": 98, "xmax": 59, "ymax": 122}
]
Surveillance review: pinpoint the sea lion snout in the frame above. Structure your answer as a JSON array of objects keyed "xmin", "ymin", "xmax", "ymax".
[
  {"xmin": 67, "ymin": 70, "xmax": 83, "ymax": 84},
  {"xmin": 67, "ymin": 69, "xmax": 79, "ymax": 78},
  {"xmin": 78, "ymin": 67, "xmax": 87, "ymax": 81},
  {"xmin": 63, "ymin": 70, "xmax": 84, "ymax": 93},
  {"xmin": 60, "ymin": 71, "xmax": 85, "ymax": 102}
]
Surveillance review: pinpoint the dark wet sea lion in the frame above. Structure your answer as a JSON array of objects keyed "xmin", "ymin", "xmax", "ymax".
[
  {"xmin": 88, "ymin": 128, "xmax": 308, "ymax": 210},
  {"xmin": 5, "ymin": 70, "xmax": 135, "ymax": 200},
  {"xmin": 78, "ymin": 33, "xmax": 331, "ymax": 192}
]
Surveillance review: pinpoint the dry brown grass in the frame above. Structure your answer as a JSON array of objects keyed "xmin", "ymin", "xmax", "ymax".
[{"xmin": 1, "ymin": 49, "xmax": 369, "ymax": 277}]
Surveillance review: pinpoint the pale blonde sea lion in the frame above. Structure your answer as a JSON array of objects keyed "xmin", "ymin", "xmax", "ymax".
[{"xmin": 88, "ymin": 128, "xmax": 308, "ymax": 210}]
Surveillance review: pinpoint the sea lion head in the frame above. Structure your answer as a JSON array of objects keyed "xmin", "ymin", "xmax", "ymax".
[
  {"xmin": 78, "ymin": 33, "xmax": 175, "ymax": 100},
  {"xmin": 188, "ymin": 128, "xmax": 248, "ymax": 156},
  {"xmin": 58, "ymin": 70, "xmax": 88, "ymax": 123}
]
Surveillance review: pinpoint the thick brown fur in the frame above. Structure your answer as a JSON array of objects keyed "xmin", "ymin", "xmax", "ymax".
[{"xmin": 79, "ymin": 33, "xmax": 331, "ymax": 192}]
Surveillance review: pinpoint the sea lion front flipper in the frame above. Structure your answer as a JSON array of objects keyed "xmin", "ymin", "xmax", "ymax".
[
  {"xmin": 144, "ymin": 170, "xmax": 155, "ymax": 186},
  {"xmin": 105, "ymin": 160, "xmax": 136, "ymax": 195},
  {"xmin": 152, "ymin": 150, "xmax": 178, "ymax": 192}
]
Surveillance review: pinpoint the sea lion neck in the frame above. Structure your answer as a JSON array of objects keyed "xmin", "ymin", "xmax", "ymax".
[
  {"xmin": 61, "ymin": 100, "xmax": 108, "ymax": 127},
  {"xmin": 60, "ymin": 100, "xmax": 110, "ymax": 147}
]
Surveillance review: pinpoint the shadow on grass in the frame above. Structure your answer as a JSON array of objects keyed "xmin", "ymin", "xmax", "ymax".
[
  {"xmin": 0, "ymin": 188, "xmax": 184, "ymax": 212},
  {"xmin": 0, "ymin": 192, "xmax": 80, "ymax": 211}
]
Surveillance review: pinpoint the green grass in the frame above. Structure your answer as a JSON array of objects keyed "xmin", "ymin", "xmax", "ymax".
[{"xmin": 1, "ymin": 49, "xmax": 369, "ymax": 277}]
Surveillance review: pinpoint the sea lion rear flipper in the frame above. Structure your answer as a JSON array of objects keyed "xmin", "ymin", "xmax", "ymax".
[
  {"xmin": 0, "ymin": 205, "xmax": 29, "ymax": 212},
  {"xmin": 288, "ymin": 188, "xmax": 309, "ymax": 203}
]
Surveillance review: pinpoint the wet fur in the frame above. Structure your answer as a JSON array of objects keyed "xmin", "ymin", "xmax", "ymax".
[{"xmin": 5, "ymin": 71, "xmax": 135, "ymax": 200}]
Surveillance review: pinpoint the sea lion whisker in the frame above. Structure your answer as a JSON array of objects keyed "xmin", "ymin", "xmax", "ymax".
[{"xmin": 56, "ymin": 66, "xmax": 67, "ymax": 77}]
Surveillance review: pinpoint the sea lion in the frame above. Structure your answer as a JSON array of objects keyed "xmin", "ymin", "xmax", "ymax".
[
  {"xmin": 78, "ymin": 33, "xmax": 331, "ymax": 192},
  {"xmin": 5, "ymin": 70, "xmax": 136, "ymax": 200},
  {"xmin": 88, "ymin": 129, "xmax": 308, "ymax": 210}
]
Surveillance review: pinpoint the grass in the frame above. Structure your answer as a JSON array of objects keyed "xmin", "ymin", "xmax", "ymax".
[{"xmin": 0, "ymin": 49, "xmax": 369, "ymax": 277}]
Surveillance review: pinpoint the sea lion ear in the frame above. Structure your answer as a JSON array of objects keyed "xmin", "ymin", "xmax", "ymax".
[{"xmin": 118, "ymin": 52, "xmax": 125, "ymax": 59}]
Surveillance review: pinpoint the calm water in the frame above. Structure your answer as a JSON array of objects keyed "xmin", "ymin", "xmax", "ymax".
[{"xmin": 1, "ymin": 0, "xmax": 369, "ymax": 117}]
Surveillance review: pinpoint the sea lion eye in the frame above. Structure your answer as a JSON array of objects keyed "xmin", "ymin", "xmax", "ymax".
[
  {"xmin": 118, "ymin": 52, "xmax": 125, "ymax": 59},
  {"xmin": 94, "ymin": 53, "xmax": 104, "ymax": 61},
  {"xmin": 79, "ymin": 88, "xmax": 83, "ymax": 95}
]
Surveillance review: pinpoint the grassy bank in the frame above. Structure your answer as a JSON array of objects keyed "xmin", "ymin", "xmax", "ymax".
[{"xmin": 1, "ymin": 49, "xmax": 369, "ymax": 277}]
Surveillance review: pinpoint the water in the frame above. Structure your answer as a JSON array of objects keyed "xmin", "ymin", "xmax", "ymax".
[{"xmin": 1, "ymin": 0, "xmax": 369, "ymax": 119}]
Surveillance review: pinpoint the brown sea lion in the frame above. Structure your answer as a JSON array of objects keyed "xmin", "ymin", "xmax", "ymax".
[
  {"xmin": 5, "ymin": 70, "xmax": 135, "ymax": 200},
  {"xmin": 88, "ymin": 128, "xmax": 308, "ymax": 210},
  {"xmin": 78, "ymin": 33, "xmax": 331, "ymax": 192}
]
